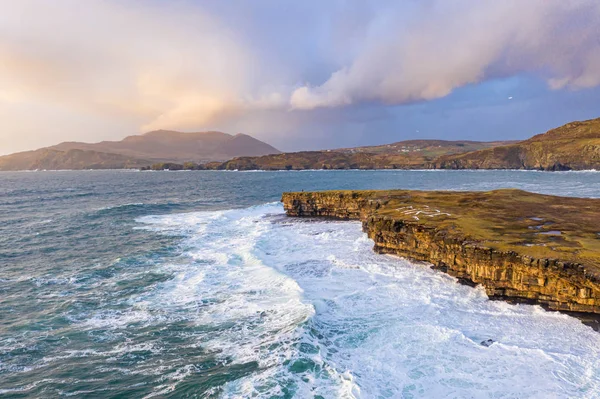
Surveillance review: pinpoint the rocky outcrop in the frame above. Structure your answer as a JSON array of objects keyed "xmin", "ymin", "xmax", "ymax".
[
  {"xmin": 282, "ymin": 190, "xmax": 600, "ymax": 314},
  {"xmin": 436, "ymin": 118, "xmax": 600, "ymax": 170},
  {"xmin": 210, "ymin": 117, "xmax": 600, "ymax": 171},
  {"xmin": 209, "ymin": 140, "xmax": 513, "ymax": 171}
]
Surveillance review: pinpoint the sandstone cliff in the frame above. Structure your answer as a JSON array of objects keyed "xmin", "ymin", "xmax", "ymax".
[
  {"xmin": 282, "ymin": 190, "xmax": 600, "ymax": 314},
  {"xmin": 436, "ymin": 118, "xmax": 600, "ymax": 170}
]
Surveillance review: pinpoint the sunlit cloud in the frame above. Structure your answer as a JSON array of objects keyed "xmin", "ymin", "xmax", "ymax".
[
  {"xmin": 1, "ymin": 0, "xmax": 600, "ymax": 154},
  {"xmin": 0, "ymin": 0, "xmax": 268, "ymax": 152}
]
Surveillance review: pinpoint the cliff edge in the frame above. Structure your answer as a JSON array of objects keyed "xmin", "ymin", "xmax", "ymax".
[
  {"xmin": 282, "ymin": 189, "xmax": 600, "ymax": 313},
  {"xmin": 436, "ymin": 118, "xmax": 600, "ymax": 170}
]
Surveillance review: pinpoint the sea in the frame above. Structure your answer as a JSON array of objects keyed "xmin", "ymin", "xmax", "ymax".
[{"xmin": 1, "ymin": 169, "xmax": 600, "ymax": 399}]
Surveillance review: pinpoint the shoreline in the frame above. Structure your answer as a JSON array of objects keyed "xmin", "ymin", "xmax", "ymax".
[
  {"xmin": 1, "ymin": 168, "xmax": 598, "ymax": 173},
  {"xmin": 282, "ymin": 189, "xmax": 600, "ymax": 320}
]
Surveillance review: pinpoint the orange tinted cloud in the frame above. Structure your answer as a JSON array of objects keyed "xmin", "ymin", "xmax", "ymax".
[{"xmin": 1, "ymin": 0, "xmax": 600, "ymax": 154}]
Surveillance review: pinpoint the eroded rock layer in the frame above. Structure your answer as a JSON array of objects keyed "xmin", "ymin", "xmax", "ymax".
[{"xmin": 282, "ymin": 190, "xmax": 600, "ymax": 313}]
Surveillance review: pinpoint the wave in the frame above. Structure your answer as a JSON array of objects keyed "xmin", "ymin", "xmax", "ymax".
[
  {"xmin": 136, "ymin": 204, "xmax": 359, "ymax": 397},
  {"xmin": 90, "ymin": 202, "xmax": 186, "ymax": 218},
  {"xmin": 204, "ymin": 168, "xmax": 577, "ymax": 174},
  {"xmin": 95, "ymin": 203, "xmax": 145, "ymax": 212},
  {"xmin": 133, "ymin": 203, "xmax": 600, "ymax": 398}
]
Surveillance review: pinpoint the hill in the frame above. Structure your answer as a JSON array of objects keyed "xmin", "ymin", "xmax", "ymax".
[
  {"xmin": 50, "ymin": 130, "xmax": 280, "ymax": 162},
  {"xmin": 0, "ymin": 130, "xmax": 280, "ymax": 170},
  {"xmin": 435, "ymin": 118, "xmax": 600, "ymax": 170},
  {"xmin": 3, "ymin": 118, "xmax": 598, "ymax": 171},
  {"xmin": 0, "ymin": 149, "xmax": 151, "ymax": 171},
  {"xmin": 212, "ymin": 140, "xmax": 515, "ymax": 170},
  {"xmin": 208, "ymin": 118, "xmax": 600, "ymax": 171}
]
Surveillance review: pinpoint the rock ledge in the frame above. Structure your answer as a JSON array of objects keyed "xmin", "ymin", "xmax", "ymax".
[{"xmin": 282, "ymin": 189, "xmax": 600, "ymax": 313}]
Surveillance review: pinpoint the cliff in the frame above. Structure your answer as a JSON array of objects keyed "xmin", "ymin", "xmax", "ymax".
[
  {"xmin": 209, "ymin": 117, "xmax": 600, "ymax": 171},
  {"xmin": 436, "ymin": 118, "xmax": 600, "ymax": 170},
  {"xmin": 282, "ymin": 189, "xmax": 600, "ymax": 314},
  {"xmin": 213, "ymin": 140, "xmax": 513, "ymax": 171}
]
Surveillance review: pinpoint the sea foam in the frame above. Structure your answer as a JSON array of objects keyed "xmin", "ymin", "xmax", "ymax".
[{"xmin": 136, "ymin": 203, "xmax": 600, "ymax": 398}]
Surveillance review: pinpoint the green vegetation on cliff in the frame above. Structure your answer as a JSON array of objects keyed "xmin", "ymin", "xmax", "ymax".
[
  {"xmin": 211, "ymin": 140, "xmax": 513, "ymax": 170},
  {"xmin": 4, "ymin": 117, "xmax": 599, "ymax": 171},
  {"xmin": 283, "ymin": 189, "xmax": 600, "ymax": 313},
  {"xmin": 207, "ymin": 118, "xmax": 600, "ymax": 171}
]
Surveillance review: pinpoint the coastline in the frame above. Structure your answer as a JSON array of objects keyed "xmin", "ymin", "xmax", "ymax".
[
  {"xmin": 282, "ymin": 189, "xmax": 600, "ymax": 319},
  {"xmin": 2, "ymin": 168, "xmax": 598, "ymax": 173}
]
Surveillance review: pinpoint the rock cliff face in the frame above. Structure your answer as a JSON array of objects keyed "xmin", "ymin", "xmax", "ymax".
[
  {"xmin": 211, "ymin": 140, "xmax": 514, "ymax": 171},
  {"xmin": 210, "ymin": 117, "xmax": 600, "ymax": 171},
  {"xmin": 436, "ymin": 118, "xmax": 600, "ymax": 170},
  {"xmin": 282, "ymin": 190, "xmax": 600, "ymax": 314}
]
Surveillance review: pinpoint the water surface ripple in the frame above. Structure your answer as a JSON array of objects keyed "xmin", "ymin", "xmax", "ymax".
[{"xmin": 1, "ymin": 170, "xmax": 599, "ymax": 398}]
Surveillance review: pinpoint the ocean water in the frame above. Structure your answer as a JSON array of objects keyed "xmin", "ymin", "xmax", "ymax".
[{"xmin": 1, "ymin": 170, "xmax": 600, "ymax": 398}]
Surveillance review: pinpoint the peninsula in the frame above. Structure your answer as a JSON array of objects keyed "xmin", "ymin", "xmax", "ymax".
[
  {"xmin": 172, "ymin": 117, "xmax": 600, "ymax": 171},
  {"xmin": 282, "ymin": 189, "xmax": 600, "ymax": 315},
  {"xmin": 2, "ymin": 117, "xmax": 599, "ymax": 171}
]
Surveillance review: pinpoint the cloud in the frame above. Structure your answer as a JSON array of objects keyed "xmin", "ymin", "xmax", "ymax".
[
  {"xmin": 0, "ymin": 0, "xmax": 281, "ymax": 153},
  {"xmin": 1, "ymin": 0, "xmax": 600, "ymax": 154},
  {"xmin": 290, "ymin": 0, "xmax": 600, "ymax": 109}
]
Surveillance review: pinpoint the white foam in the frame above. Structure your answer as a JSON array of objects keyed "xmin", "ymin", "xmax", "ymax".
[
  {"xmin": 95, "ymin": 202, "xmax": 144, "ymax": 211},
  {"xmin": 136, "ymin": 203, "xmax": 600, "ymax": 398}
]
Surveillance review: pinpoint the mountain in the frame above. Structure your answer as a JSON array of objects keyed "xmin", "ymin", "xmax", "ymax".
[
  {"xmin": 212, "ymin": 139, "xmax": 516, "ymax": 170},
  {"xmin": 0, "ymin": 130, "xmax": 280, "ymax": 170},
  {"xmin": 50, "ymin": 130, "xmax": 281, "ymax": 162},
  {"xmin": 3, "ymin": 118, "xmax": 598, "ymax": 171},
  {"xmin": 0, "ymin": 149, "xmax": 151, "ymax": 171},
  {"xmin": 435, "ymin": 118, "xmax": 600, "ymax": 170}
]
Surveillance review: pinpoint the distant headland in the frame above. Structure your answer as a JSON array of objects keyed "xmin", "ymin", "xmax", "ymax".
[
  {"xmin": 1, "ymin": 118, "xmax": 599, "ymax": 171},
  {"xmin": 206, "ymin": 118, "xmax": 600, "ymax": 172},
  {"xmin": 0, "ymin": 130, "xmax": 280, "ymax": 171}
]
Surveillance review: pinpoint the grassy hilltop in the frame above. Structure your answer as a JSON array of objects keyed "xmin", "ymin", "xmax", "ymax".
[
  {"xmin": 208, "ymin": 118, "xmax": 600, "ymax": 171},
  {"xmin": 436, "ymin": 118, "xmax": 600, "ymax": 170},
  {"xmin": 213, "ymin": 140, "xmax": 513, "ymax": 170}
]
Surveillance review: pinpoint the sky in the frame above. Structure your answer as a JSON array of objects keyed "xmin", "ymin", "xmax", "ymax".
[{"xmin": 1, "ymin": 0, "xmax": 600, "ymax": 155}]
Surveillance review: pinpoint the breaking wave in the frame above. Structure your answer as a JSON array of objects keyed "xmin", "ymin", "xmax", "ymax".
[{"xmin": 133, "ymin": 203, "xmax": 600, "ymax": 398}]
